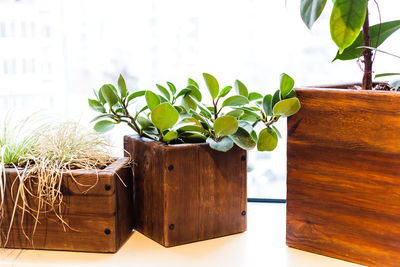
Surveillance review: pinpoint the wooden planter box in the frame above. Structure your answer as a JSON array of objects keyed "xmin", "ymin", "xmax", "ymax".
[
  {"xmin": 124, "ymin": 136, "xmax": 247, "ymax": 247},
  {"xmin": 2, "ymin": 158, "xmax": 134, "ymax": 253},
  {"xmin": 286, "ymin": 86, "xmax": 400, "ymax": 266}
]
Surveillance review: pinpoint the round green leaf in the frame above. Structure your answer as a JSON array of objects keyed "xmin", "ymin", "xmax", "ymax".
[
  {"xmin": 163, "ymin": 130, "xmax": 178, "ymax": 144},
  {"xmin": 203, "ymin": 73, "xmax": 219, "ymax": 100},
  {"xmin": 118, "ymin": 74, "xmax": 128, "ymax": 98},
  {"xmin": 280, "ymin": 73, "xmax": 295, "ymax": 99},
  {"xmin": 214, "ymin": 115, "xmax": 239, "ymax": 137},
  {"xmin": 145, "ymin": 91, "xmax": 161, "ymax": 111},
  {"xmin": 229, "ymin": 127, "xmax": 256, "ymax": 150},
  {"xmin": 248, "ymin": 92, "xmax": 263, "ymax": 101},
  {"xmin": 257, "ymin": 128, "xmax": 278, "ymax": 152},
  {"xmin": 100, "ymin": 84, "xmax": 120, "ymax": 107},
  {"xmin": 94, "ymin": 120, "xmax": 115, "ymax": 133},
  {"xmin": 151, "ymin": 102, "xmax": 180, "ymax": 131},
  {"xmin": 235, "ymin": 80, "xmax": 248, "ymax": 97},
  {"xmin": 206, "ymin": 137, "xmax": 234, "ymax": 152},
  {"xmin": 221, "ymin": 95, "xmax": 249, "ymax": 108},
  {"xmin": 88, "ymin": 99, "xmax": 106, "ymax": 113},
  {"xmin": 273, "ymin": 97, "xmax": 301, "ymax": 117},
  {"xmin": 187, "ymin": 85, "xmax": 202, "ymax": 101},
  {"xmin": 330, "ymin": 0, "xmax": 367, "ymax": 53}
]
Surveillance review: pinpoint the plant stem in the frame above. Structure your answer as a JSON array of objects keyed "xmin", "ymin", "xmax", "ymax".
[{"xmin": 362, "ymin": 4, "xmax": 373, "ymax": 90}]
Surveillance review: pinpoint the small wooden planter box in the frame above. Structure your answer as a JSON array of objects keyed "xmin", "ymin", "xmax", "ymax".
[
  {"xmin": 124, "ymin": 136, "xmax": 247, "ymax": 247},
  {"xmin": 286, "ymin": 86, "xmax": 400, "ymax": 266},
  {"xmin": 1, "ymin": 158, "xmax": 134, "ymax": 253}
]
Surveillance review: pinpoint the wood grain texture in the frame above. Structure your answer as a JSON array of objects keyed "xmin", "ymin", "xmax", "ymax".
[
  {"xmin": 124, "ymin": 136, "xmax": 247, "ymax": 247},
  {"xmin": 2, "ymin": 158, "xmax": 134, "ymax": 253},
  {"xmin": 286, "ymin": 87, "xmax": 400, "ymax": 266}
]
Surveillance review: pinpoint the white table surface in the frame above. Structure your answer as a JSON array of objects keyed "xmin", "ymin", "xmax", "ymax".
[{"xmin": 1, "ymin": 203, "xmax": 363, "ymax": 267}]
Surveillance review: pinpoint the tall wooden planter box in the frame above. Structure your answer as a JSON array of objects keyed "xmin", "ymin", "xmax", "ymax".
[
  {"xmin": 286, "ymin": 86, "xmax": 400, "ymax": 266},
  {"xmin": 1, "ymin": 158, "xmax": 134, "ymax": 253},
  {"xmin": 124, "ymin": 135, "xmax": 247, "ymax": 247}
]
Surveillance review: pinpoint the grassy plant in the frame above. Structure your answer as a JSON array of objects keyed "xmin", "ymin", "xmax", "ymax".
[{"xmin": 0, "ymin": 119, "xmax": 115, "ymax": 246}]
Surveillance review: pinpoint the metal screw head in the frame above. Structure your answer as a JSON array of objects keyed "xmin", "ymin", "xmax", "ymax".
[
  {"xmin": 105, "ymin": 184, "xmax": 111, "ymax": 191},
  {"xmin": 169, "ymin": 224, "xmax": 175, "ymax": 230},
  {"xmin": 241, "ymin": 211, "xmax": 246, "ymax": 216},
  {"xmin": 168, "ymin": 165, "xmax": 174, "ymax": 171},
  {"xmin": 104, "ymin": 228, "xmax": 111, "ymax": 235}
]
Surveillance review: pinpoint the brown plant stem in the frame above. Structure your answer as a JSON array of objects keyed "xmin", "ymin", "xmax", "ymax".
[{"xmin": 362, "ymin": 4, "xmax": 373, "ymax": 90}]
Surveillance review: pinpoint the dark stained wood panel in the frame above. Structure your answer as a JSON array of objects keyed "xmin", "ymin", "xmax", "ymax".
[
  {"xmin": 286, "ymin": 88, "xmax": 400, "ymax": 266},
  {"xmin": 124, "ymin": 136, "xmax": 247, "ymax": 247},
  {"xmin": 2, "ymin": 157, "xmax": 134, "ymax": 253}
]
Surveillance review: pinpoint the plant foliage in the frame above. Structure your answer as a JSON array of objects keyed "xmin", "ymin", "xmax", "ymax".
[{"xmin": 89, "ymin": 73, "xmax": 301, "ymax": 152}]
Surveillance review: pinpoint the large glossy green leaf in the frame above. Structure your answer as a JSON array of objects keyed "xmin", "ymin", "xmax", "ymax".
[
  {"xmin": 280, "ymin": 73, "xmax": 295, "ymax": 98},
  {"xmin": 214, "ymin": 115, "xmax": 239, "ymax": 136},
  {"xmin": 206, "ymin": 137, "xmax": 234, "ymax": 152},
  {"xmin": 163, "ymin": 130, "xmax": 178, "ymax": 144},
  {"xmin": 333, "ymin": 20, "xmax": 400, "ymax": 61},
  {"xmin": 229, "ymin": 127, "xmax": 256, "ymax": 150},
  {"xmin": 94, "ymin": 120, "xmax": 115, "ymax": 133},
  {"xmin": 301, "ymin": 0, "xmax": 327, "ymax": 29},
  {"xmin": 375, "ymin": 73, "xmax": 400, "ymax": 78},
  {"xmin": 151, "ymin": 102, "xmax": 179, "ymax": 131},
  {"xmin": 100, "ymin": 84, "xmax": 120, "ymax": 107},
  {"xmin": 203, "ymin": 73, "xmax": 219, "ymax": 100},
  {"xmin": 145, "ymin": 91, "xmax": 161, "ymax": 111},
  {"xmin": 235, "ymin": 80, "xmax": 248, "ymax": 97},
  {"xmin": 330, "ymin": 0, "xmax": 367, "ymax": 53},
  {"xmin": 117, "ymin": 74, "xmax": 128, "ymax": 98},
  {"xmin": 273, "ymin": 98, "xmax": 301, "ymax": 117},
  {"xmin": 221, "ymin": 95, "xmax": 249, "ymax": 108},
  {"xmin": 88, "ymin": 99, "xmax": 106, "ymax": 113},
  {"xmin": 156, "ymin": 84, "xmax": 170, "ymax": 101},
  {"xmin": 257, "ymin": 128, "xmax": 278, "ymax": 151},
  {"xmin": 262, "ymin": 94, "xmax": 273, "ymax": 116}
]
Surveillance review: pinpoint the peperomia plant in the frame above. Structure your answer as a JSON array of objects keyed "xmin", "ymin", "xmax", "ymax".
[
  {"xmin": 300, "ymin": 0, "xmax": 400, "ymax": 90},
  {"xmin": 88, "ymin": 73, "xmax": 300, "ymax": 152}
]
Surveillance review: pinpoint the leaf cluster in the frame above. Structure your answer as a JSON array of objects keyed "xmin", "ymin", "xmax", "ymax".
[
  {"xmin": 300, "ymin": 0, "xmax": 400, "ymax": 60},
  {"xmin": 89, "ymin": 73, "xmax": 301, "ymax": 152}
]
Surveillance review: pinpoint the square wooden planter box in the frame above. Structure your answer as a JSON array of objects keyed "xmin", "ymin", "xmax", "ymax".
[
  {"xmin": 286, "ymin": 86, "xmax": 400, "ymax": 266},
  {"xmin": 1, "ymin": 157, "xmax": 134, "ymax": 253},
  {"xmin": 124, "ymin": 135, "xmax": 247, "ymax": 247}
]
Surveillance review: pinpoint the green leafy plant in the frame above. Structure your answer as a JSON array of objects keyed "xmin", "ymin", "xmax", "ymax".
[
  {"xmin": 300, "ymin": 0, "xmax": 400, "ymax": 90},
  {"xmin": 89, "ymin": 73, "xmax": 301, "ymax": 152}
]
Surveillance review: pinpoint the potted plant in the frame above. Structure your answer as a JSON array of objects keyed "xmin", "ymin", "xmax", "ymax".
[
  {"xmin": 89, "ymin": 72, "xmax": 300, "ymax": 247},
  {"xmin": 286, "ymin": 1, "xmax": 400, "ymax": 266},
  {"xmin": 0, "ymin": 119, "xmax": 133, "ymax": 253}
]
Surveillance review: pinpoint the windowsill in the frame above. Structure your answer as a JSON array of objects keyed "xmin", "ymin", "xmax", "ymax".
[{"xmin": 1, "ymin": 203, "xmax": 362, "ymax": 267}]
